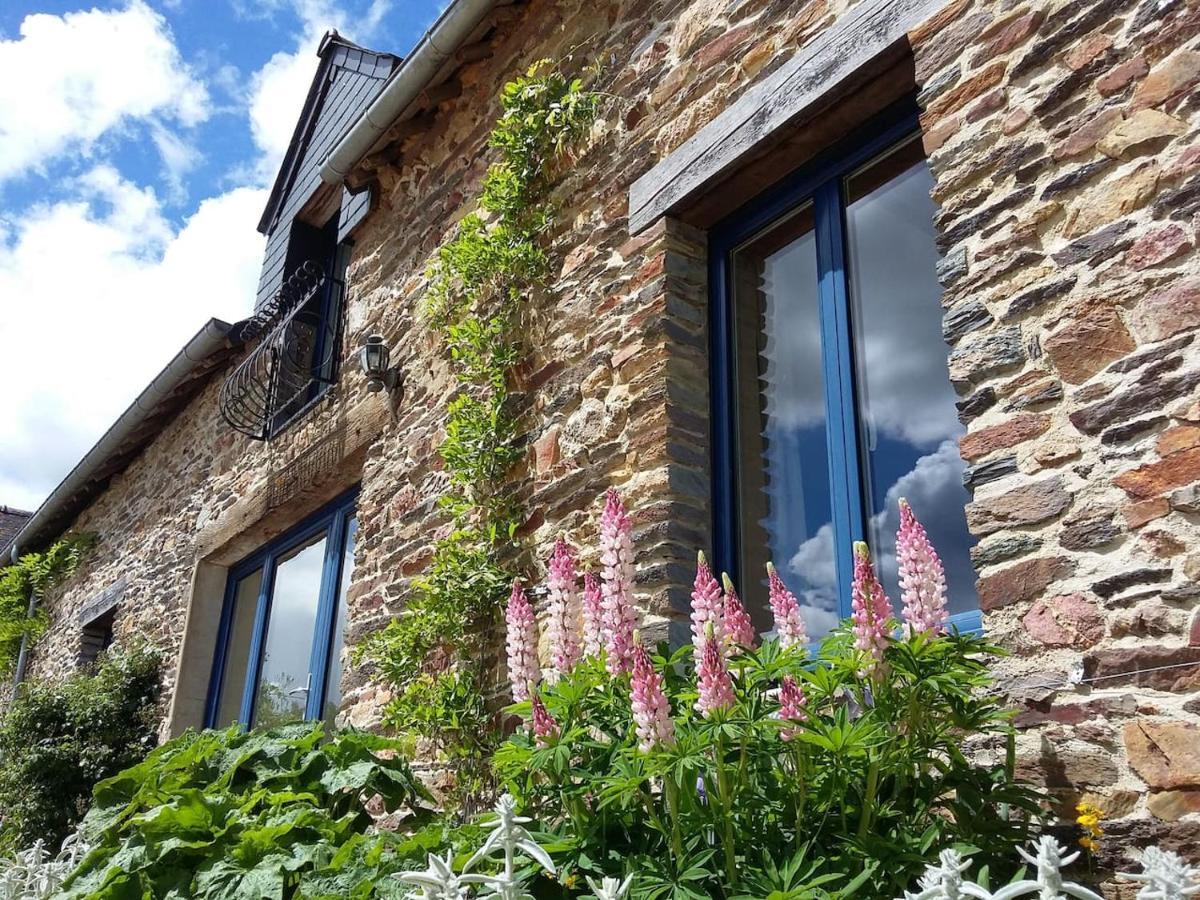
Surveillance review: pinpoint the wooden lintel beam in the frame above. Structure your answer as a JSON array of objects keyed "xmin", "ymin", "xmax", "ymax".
[
  {"xmin": 454, "ymin": 41, "xmax": 493, "ymax": 65},
  {"xmin": 361, "ymin": 141, "xmax": 403, "ymax": 174},
  {"xmin": 417, "ymin": 79, "xmax": 462, "ymax": 108},
  {"xmin": 379, "ymin": 110, "xmax": 438, "ymax": 149}
]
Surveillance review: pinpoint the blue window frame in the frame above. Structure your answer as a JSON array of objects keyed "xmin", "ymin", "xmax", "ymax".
[
  {"xmin": 205, "ymin": 488, "xmax": 358, "ymax": 728},
  {"xmin": 709, "ymin": 102, "xmax": 981, "ymax": 637}
]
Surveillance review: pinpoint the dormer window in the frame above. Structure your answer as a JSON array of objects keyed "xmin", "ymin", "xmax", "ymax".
[{"xmin": 216, "ymin": 32, "xmax": 398, "ymax": 441}]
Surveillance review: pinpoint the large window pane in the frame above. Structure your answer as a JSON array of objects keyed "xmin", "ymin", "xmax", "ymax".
[
  {"xmin": 732, "ymin": 204, "xmax": 835, "ymax": 637},
  {"xmin": 322, "ymin": 516, "xmax": 357, "ymax": 726},
  {"xmin": 215, "ymin": 569, "xmax": 262, "ymax": 727},
  {"xmin": 845, "ymin": 139, "xmax": 977, "ymax": 617},
  {"xmin": 252, "ymin": 533, "xmax": 327, "ymax": 727}
]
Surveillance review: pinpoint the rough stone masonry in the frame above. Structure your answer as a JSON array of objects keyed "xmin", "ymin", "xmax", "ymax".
[{"xmin": 23, "ymin": 0, "xmax": 1200, "ymax": 874}]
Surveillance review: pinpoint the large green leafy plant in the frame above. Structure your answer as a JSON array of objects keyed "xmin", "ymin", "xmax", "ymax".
[
  {"xmin": 491, "ymin": 491, "xmax": 1045, "ymax": 900},
  {"xmin": 61, "ymin": 721, "xmax": 434, "ymax": 899},
  {"xmin": 0, "ymin": 643, "xmax": 160, "ymax": 851}
]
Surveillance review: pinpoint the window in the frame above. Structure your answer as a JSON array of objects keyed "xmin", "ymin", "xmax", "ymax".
[
  {"xmin": 270, "ymin": 216, "xmax": 351, "ymax": 435},
  {"xmin": 206, "ymin": 490, "xmax": 357, "ymax": 728},
  {"xmin": 711, "ymin": 106, "xmax": 979, "ymax": 639},
  {"xmin": 79, "ymin": 607, "xmax": 115, "ymax": 668}
]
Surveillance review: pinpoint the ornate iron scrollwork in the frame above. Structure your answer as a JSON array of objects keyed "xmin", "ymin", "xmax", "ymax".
[{"xmin": 219, "ymin": 261, "xmax": 343, "ymax": 440}]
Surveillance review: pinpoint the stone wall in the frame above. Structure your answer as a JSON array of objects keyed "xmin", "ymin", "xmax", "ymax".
[
  {"xmin": 911, "ymin": 0, "xmax": 1200, "ymax": 862},
  {"xmin": 23, "ymin": 0, "xmax": 1200, "ymax": 871}
]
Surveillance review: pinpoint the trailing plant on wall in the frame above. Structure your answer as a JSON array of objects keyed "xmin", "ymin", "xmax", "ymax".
[
  {"xmin": 0, "ymin": 532, "xmax": 95, "ymax": 675},
  {"xmin": 360, "ymin": 60, "xmax": 601, "ymax": 804},
  {"xmin": 0, "ymin": 643, "xmax": 160, "ymax": 852},
  {"xmin": 491, "ymin": 490, "xmax": 1044, "ymax": 900}
]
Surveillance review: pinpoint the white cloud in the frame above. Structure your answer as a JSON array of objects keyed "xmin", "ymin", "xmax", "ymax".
[
  {"xmin": 784, "ymin": 440, "xmax": 976, "ymax": 638},
  {"xmin": 0, "ymin": 169, "xmax": 265, "ymax": 510},
  {"xmin": 244, "ymin": 0, "xmax": 393, "ymax": 181},
  {"xmin": 0, "ymin": 2, "xmax": 210, "ymax": 183},
  {"xmin": 249, "ymin": 48, "xmax": 322, "ymax": 179}
]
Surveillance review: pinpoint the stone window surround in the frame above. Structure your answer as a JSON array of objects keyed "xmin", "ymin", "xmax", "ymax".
[{"xmin": 165, "ymin": 446, "xmax": 369, "ymax": 736}]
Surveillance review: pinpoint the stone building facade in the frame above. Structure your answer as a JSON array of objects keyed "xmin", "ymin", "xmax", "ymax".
[{"xmin": 8, "ymin": 0, "xmax": 1200, "ymax": 870}]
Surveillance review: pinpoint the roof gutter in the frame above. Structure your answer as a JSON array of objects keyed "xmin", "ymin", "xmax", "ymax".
[
  {"xmin": 7, "ymin": 318, "xmax": 235, "ymax": 564},
  {"xmin": 319, "ymin": 0, "xmax": 499, "ymax": 185}
]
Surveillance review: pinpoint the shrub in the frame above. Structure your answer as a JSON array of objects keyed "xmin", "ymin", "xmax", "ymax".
[
  {"xmin": 0, "ymin": 643, "xmax": 160, "ymax": 851},
  {"xmin": 491, "ymin": 491, "xmax": 1045, "ymax": 900},
  {"xmin": 62, "ymin": 721, "xmax": 436, "ymax": 899}
]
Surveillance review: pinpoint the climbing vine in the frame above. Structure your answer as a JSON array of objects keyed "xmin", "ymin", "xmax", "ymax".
[
  {"xmin": 0, "ymin": 533, "xmax": 96, "ymax": 676},
  {"xmin": 360, "ymin": 61, "xmax": 601, "ymax": 804}
]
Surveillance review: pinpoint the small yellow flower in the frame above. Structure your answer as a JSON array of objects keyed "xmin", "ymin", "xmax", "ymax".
[{"xmin": 1075, "ymin": 801, "xmax": 1106, "ymax": 853}]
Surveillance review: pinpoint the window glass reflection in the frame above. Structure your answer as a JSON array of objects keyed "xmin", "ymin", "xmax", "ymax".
[
  {"xmin": 215, "ymin": 569, "xmax": 262, "ymax": 727},
  {"xmin": 844, "ymin": 139, "xmax": 977, "ymax": 616},
  {"xmin": 252, "ymin": 533, "xmax": 326, "ymax": 727},
  {"xmin": 323, "ymin": 516, "xmax": 357, "ymax": 726},
  {"xmin": 732, "ymin": 204, "xmax": 835, "ymax": 637}
]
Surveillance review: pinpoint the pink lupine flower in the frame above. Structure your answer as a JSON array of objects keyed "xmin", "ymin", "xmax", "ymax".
[
  {"xmin": 691, "ymin": 552, "xmax": 725, "ymax": 666},
  {"xmin": 695, "ymin": 622, "xmax": 735, "ymax": 717},
  {"xmin": 630, "ymin": 635, "xmax": 675, "ymax": 752},
  {"xmin": 850, "ymin": 542, "xmax": 893, "ymax": 676},
  {"xmin": 600, "ymin": 489, "xmax": 638, "ymax": 675},
  {"xmin": 721, "ymin": 573, "xmax": 756, "ymax": 652},
  {"xmin": 767, "ymin": 562, "xmax": 808, "ymax": 649},
  {"xmin": 777, "ymin": 675, "xmax": 808, "ymax": 741},
  {"xmin": 506, "ymin": 578, "xmax": 540, "ymax": 701},
  {"xmin": 546, "ymin": 538, "xmax": 583, "ymax": 675},
  {"xmin": 896, "ymin": 499, "xmax": 949, "ymax": 637},
  {"xmin": 530, "ymin": 692, "xmax": 558, "ymax": 748},
  {"xmin": 582, "ymin": 571, "xmax": 605, "ymax": 658}
]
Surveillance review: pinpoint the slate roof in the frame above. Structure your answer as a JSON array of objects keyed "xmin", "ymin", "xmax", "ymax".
[
  {"xmin": 257, "ymin": 31, "xmax": 400, "ymax": 235},
  {"xmin": 0, "ymin": 506, "xmax": 33, "ymax": 557}
]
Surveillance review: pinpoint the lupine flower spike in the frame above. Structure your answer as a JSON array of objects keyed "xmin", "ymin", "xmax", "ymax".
[
  {"xmin": 505, "ymin": 579, "xmax": 540, "ymax": 702},
  {"xmin": 581, "ymin": 572, "xmax": 605, "ymax": 658},
  {"xmin": 777, "ymin": 674, "xmax": 808, "ymax": 741},
  {"xmin": 630, "ymin": 633, "xmax": 675, "ymax": 752},
  {"xmin": 530, "ymin": 692, "xmax": 559, "ymax": 748},
  {"xmin": 691, "ymin": 552, "xmax": 725, "ymax": 669},
  {"xmin": 896, "ymin": 499, "xmax": 949, "ymax": 636},
  {"xmin": 721, "ymin": 573, "xmax": 756, "ymax": 652},
  {"xmin": 599, "ymin": 489, "xmax": 638, "ymax": 674},
  {"xmin": 767, "ymin": 562, "xmax": 808, "ymax": 649},
  {"xmin": 546, "ymin": 538, "xmax": 583, "ymax": 676},
  {"xmin": 696, "ymin": 621, "xmax": 735, "ymax": 716},
  {"xmin": 850, "ymin": 542, "xmax": 893, "ymax": 676}
]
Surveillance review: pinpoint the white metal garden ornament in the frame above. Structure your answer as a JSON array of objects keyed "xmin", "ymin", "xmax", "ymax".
[
  {"xmin": 901, "ymin": 836, "xmax": 1200, "ymax": 900},
  {"xmin": 398, "ymin": 794, "xmax": 629, "ymax": 900}
]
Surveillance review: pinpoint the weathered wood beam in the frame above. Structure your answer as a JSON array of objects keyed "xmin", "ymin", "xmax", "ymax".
[
  {"xmin": 454, "ymin": 40, "xmax": 494, "ymax": 65},
  {"xmin": 627, "ymin": 0, "xmax": 951, "ymax": 234}
]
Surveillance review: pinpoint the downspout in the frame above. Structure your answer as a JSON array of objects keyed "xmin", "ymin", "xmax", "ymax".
[{"xmin": 319, "ymin": 0, "xmax": 499, "ymax": 185}]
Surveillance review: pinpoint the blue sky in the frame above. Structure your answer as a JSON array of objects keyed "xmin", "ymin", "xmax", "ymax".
[{"xmin": 0, "ymin": 1, "xmax": 442, "ymax": 512}]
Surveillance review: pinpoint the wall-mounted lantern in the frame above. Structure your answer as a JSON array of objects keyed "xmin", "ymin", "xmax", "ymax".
[{"xmin": 359, "ymin": 334, "xmax": 403, "ymax": 394}]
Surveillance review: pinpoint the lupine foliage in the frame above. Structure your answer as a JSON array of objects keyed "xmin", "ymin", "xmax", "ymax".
[{"xmin": 494, "ymin": 492, "xmax": 1043, "ymax": 900}]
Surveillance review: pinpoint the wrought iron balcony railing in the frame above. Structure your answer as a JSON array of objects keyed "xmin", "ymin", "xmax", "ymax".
[{"xmin": 220, "ymin": 261, "xmax": 345, "ymax": 440}]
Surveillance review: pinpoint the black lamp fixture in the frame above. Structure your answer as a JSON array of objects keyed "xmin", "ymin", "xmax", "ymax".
[{"xmin": 359, "ymin": 334, "xmax": 403, "ymax": 394}]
